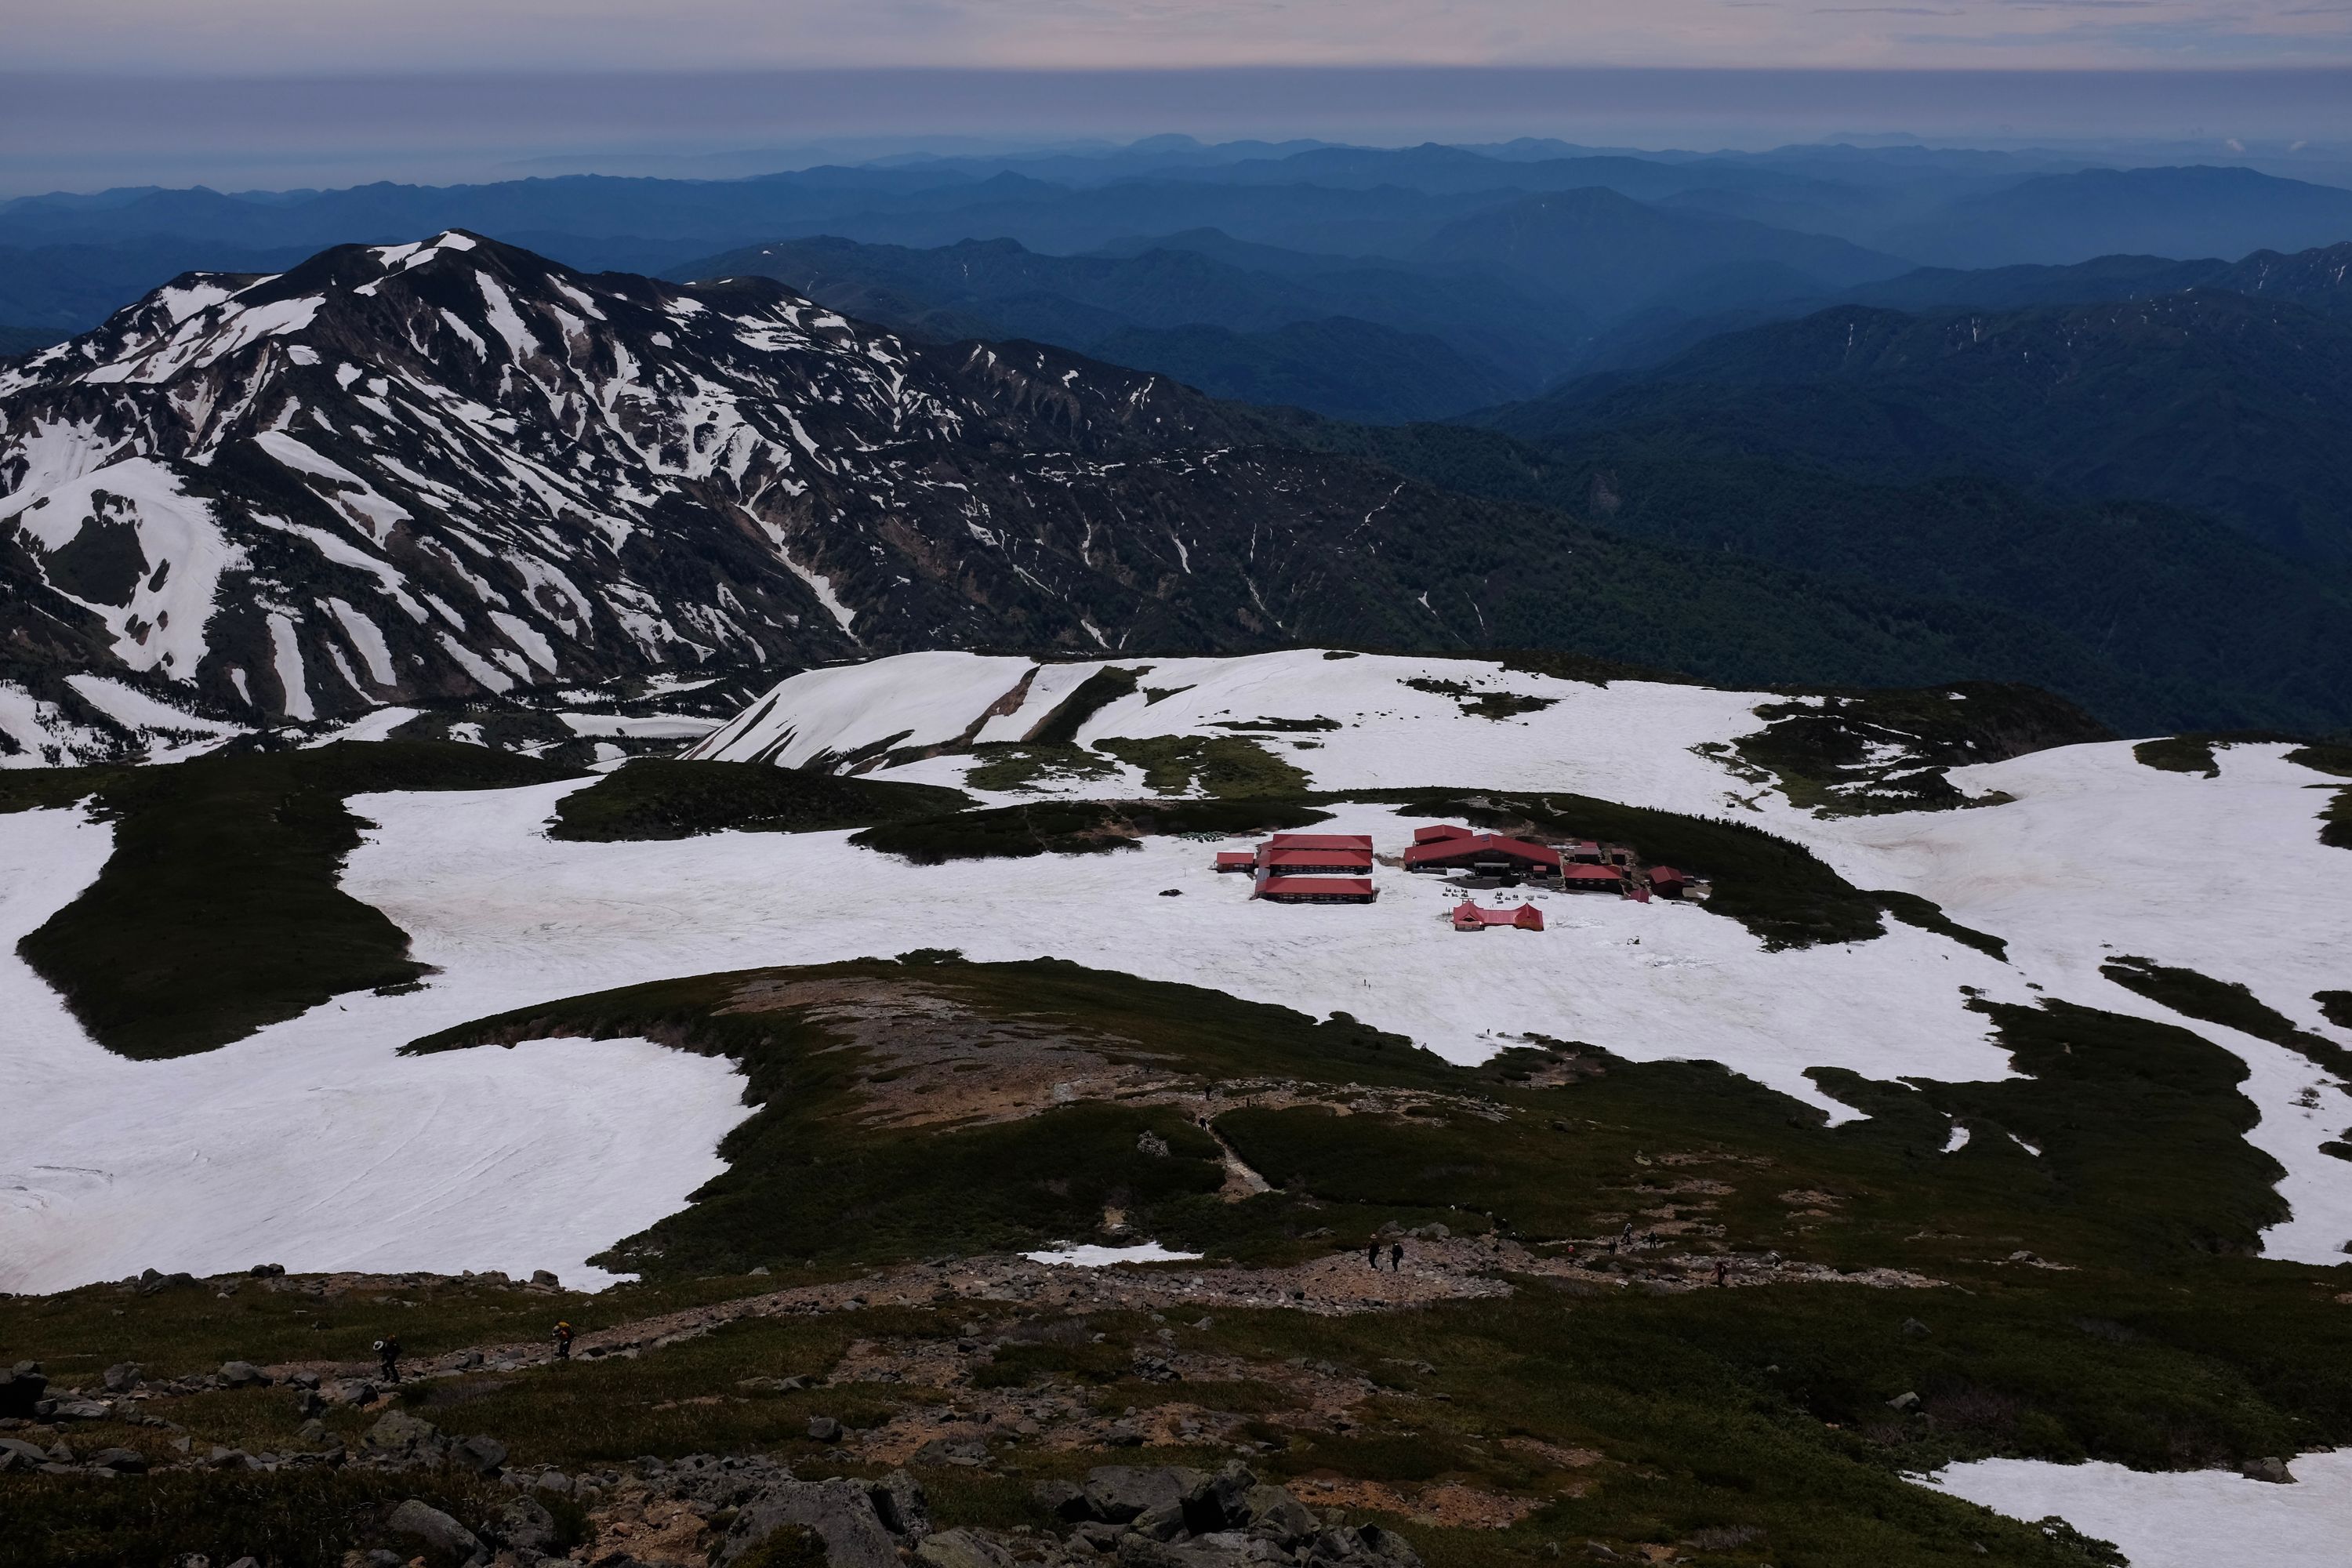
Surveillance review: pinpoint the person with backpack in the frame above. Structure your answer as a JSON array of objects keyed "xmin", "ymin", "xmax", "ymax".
[
  {"xmin": 374, "ymin": 1335, "xmax": 401, "ymax": 1384},
  {"xmin": 554, "ymin": 1321, "xmax": 575, "ymax": 1362}
]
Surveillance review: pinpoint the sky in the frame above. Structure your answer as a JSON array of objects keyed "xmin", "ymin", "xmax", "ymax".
[{"xmin": 5, "ymin": 2, "xmax": 2352, "ymax": 193}]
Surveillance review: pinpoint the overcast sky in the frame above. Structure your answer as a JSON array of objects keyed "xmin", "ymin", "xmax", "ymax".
[
  {"xmin": 6, "ymin": 2, "xmax": 2351, "ymax": 193},
  {"xmin": 15, "ymin": 0, "xmax": 2351, "ymax": 72}
]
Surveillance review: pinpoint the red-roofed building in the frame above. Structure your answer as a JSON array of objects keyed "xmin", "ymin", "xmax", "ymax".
[
  {"xmin": 1257, "ymin": 877, "xmax": 1377, "ymax": 905},
  {"xmin": 1213, "ymin": 851, "xmax": 1258, "ymax": 873},
  {"xmin": 1452, "ymin": 900, "xmax": 1544, "ymax": 931},
  {"xmin": 1414, "ymin": 824, "xmax": 1473, "ymax": 844},
  {"xmin": 1261, "ymin": 847, "xmax": 1375, "ymax": 875},
  {"xmin": 1265, "ymin": 833, "xmax": 1374, "ymax": 853},
  {"xmin": 1402, "ymin": 831, "xmax": 1563, "ymax": 878},
  {"xmin": 1647, "ymin": 866, "xmax": 1689, "ymax": 898},
  {"xmin": 1559, "ymin": 863, "xmax": 1624, "ymax": 892}
]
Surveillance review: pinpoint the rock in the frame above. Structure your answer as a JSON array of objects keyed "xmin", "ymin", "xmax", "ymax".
[
  {"xmin": 1104, "ymin": 1423, "xmax": 1146, "ymax": 1447},
  {"xmin": 807, "ymin": 1415, "xmax": 844, "ymax": 1443},
  {"xmin": 0, "ymin": 1436, "xmax": 49, "ymax": 1468},
  {"xmin": 320, "ymin": 1378, "xmax": 376, "ymax": 1407},
  {"xmin": 0, "ymin": 1363, "xmax": 51, "ymax": 1419},
  {"xmin": 1183, "ymin": 1463, "xmax": 1258, "ymax": 1535},
  {"xmin": 1900, "ymin": 1318, "xmax": 1932, "ymax": 1338},
  {"xmin": 1309, "ymin": 1524, "xmax": 1422, "ymax": 1568},
  {"xmin": 294, "ymin": 1388, "xmax": 326, "ymax": 1419},
  {"xmin": 362, "ymin": 1410, "xmax": 448, "ymax": 1467},
  {"xmin": 535, "ymin": 1469, "xmax": 573, "ymax": 1494},
  {"xmin": 1242, "ymin": 1486, "xmax": 1319, "ymax": 1547},
  {"xmin": 50, "ymin": 1399, "xmax": 111, "ymax": 1421},
  {"xmin": 491, "ymin": 1494, "xmax": 560, "ymax": 1554},
  {"xmin": 103, "ymin": 1362, "xmax": 143, "ymax": 1393},
  {"xmin": 218, "ymin": 1361, "xmax": 269, "ymax": 1388},
  {"xmin": 387, "ymin": 1497, "xmax": 484, "ymax": 1559},
  {"xmin": 227, "ymin": 1559, "xmax": 260, "ymax": 1568},
  {"xmin": 869, "ymin": 1468, "xmax": 932, "ymax": 1540},
  {"xmin": 1035, "ymin": 1479, "xmax": 1090, "ymax": 1520},
  {"xmin": 1083, "ymin": 1467, "xmax": 1204, "ymax": 1524},
  {"xmin": 530, "ymin": 1269, "xmax": 560, "ymax": 1287},
  {"xmin": 296, "ymin": 1419, "xmax": 331, "ymax": 1446},
  {"xmin": 361, "ymin": 1551, "xmax": 406, "ymax": 1568},
  {"xmin": 719, "ymin": 1476, "xmax": 903, "ymax": 1568},
  {"xmin": 87, "ymin": 1446, "xmax": 149, "ymax": 1473},
  {"xmin": 207, "ymin": 1446, "xmax": 259, "ymax": 1469},
  {"xmin": 1137, "ymin": 1131, "xmax": 1171, "ymax": 1158},
  {"xmin": 912, "ymin": 1436, "xmax": 991, "ymax": 1468},
  {"xmin": 452, "ymin": 1432, "xmax": 509, "ymax": 1475},
  {"xmin": 285, "ymin": 1369, "xmax": 320, "ymax": 1390},
  {"xmin": 1131, "ymin": 1504, "xmax": 1189, "ymax": 1542},
  {"xmin": 248, "ymin": 1263, "xmax": 285, "ymax": 1277},
  {"xmin": 1886, "ymin": 1392, "xmax": 1922, "ymax": 1414},
  {"xmin": 917, "ymin": 1528, "xmax": 1016, "ymax": 1568},
  {"xmin": 2241, "ymin": 1457, "xmax": 2295, "ymax": 1484}
]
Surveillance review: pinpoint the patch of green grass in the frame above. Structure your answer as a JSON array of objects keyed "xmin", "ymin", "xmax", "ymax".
[
  {"xmin": 1025, "ymin": 666, "xmax": 1147, "ymax": 745},
  {"xmin": 2286, "ymin": 743, "xmax": 2352, "ymax": 779},
  {"xmin": 6, "ymin": 742, "xmax": 579, "ymax": 1058},
  {"xmin": 1398, "ymin": 676, "xmax": 1556, "ymax": 721},
  {"xmin": 961, "ymin": 742, "xmax": 1124, "ymax": 793},
  {"xmin": 2100, "ymin": 955, "xmax": 2352, "ymax": 1077},
  {"xmin": 2321, "ymin": 786, "xmax": 2352, "ymax": 852},
  {"xmin": 851, "ymin": 797, "xmax": 1330, "ymax": 864},
  {"xmin": 1874, "ymin": 891, "xmax": 2008, "ymax": 961},
  {"xmin": 2318, "ymin": 991, "xmax": 2352, "ymax": 1029},
  {"xmin": 1737, "ymin": 685, "xmax": 2110, "ymax": 817},
  {"xmin": 1093, "ymin": 736, "xmax": 1311, "ymax": 798},
  {"xmin": 546, "ymin": 757, "xmax": 967, "ymax": 841},
  {"xmin": 2133, "ymin": 736, "xmax": 2220, "ymax": 776}
]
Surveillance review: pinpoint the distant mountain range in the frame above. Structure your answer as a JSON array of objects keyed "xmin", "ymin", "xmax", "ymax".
[{"xmin": 13, "ymin": 231, "xmax": 2350, "ymax": 750}]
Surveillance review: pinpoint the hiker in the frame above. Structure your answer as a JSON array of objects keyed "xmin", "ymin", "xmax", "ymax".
[
  {"xmin": 1389, "ymin": 1242, "xmax": 1404, "ymax": 1272},
  {"xmin": 1367, "ymin": 1241, "xmax": 1381, "ymax": 1270},
  {"xmin": 375, "ymin": 1335, "xmax": 401, "ymax": 1384},
  {"xmin": 1713, "ymin": 1260, "xmax": 1728, "ymax": 1287},
  {"xmin": 554, "ymin": 1320, "xmax": 575, "ymax": 1362}
]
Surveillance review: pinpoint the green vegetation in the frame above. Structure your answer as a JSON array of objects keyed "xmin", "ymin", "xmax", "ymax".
[
  {"xmin": 1094, "ymin": 735, "xmax": 1312, "ymax": 798},
  {"xmin": 2285, "ymin": 742, "xmax": 2352, "ymax": 779},
  {"xmin": 1025, "ymin": 666, "xmax": 1146, "ymax": 745},
  {"xmin": 546, "ymin": 757, "xmax": 968, "ymax": 841},
  {"xmin": 2132, "ymin": 735, "xmax": 2221, "ymax": 776},
  {"xmin": 962, "ymin": 742, "xmax": 1123, "ymax": 793},
  {"xmin": 1399, "ymin": 676, "xmax": 1557, "ymax": 721},
  {"xmin": 851, "ymin": 798, "xmax": 1330, "ymax": 864},
  {"xmin": 1873, "ymin": 891, "xmax": 2008, "ymax": 961},
  {"xmin": 14, "ymin": 959, "xmax": 2352, "ymax": 1564},
  {"xmin": 1347, "ymin": 788, "xmax": 1885, "ymax": 949},
  {"xmin": 0, "ymin": 742, "xmax": 578, "ymax": 1058},
  {"xmin": 2319, "ymin": 991, "xmax": 2352, "ymax": 1029},
  {"xmin": 1734, "ymin": 686, "xmax": 2111, "ymax": 816},
  {"xmin": 2323, "ymin": 786, "xmax": 2352, "ymax": 852},
  {"xmin": 2100, "ymin": 956, "xmax": 2352, "ymax": 1077}
]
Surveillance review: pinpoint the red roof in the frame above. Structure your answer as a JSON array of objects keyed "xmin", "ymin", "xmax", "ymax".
[
  {"xmin": 1452, "ymin": 899, "xmax": 1545, "ymax": 931},
  {"xmin": 1647, "ymin": 865, "xmax": 1686, "ymax": 884},
  {"xmin": 1261, "ymin": 847, "xmax": 1374, "ymax": 869},
  {"xmin": 1213, "ymin": 851, "xmax": 1258, "ymax": 869},
  {"xmin": 1402, "ymin": 833, "xmax": 1563, "ymax": 869},
  {"xmin": 1414, "ymin": 823, "xmax": 1473, "ymax": 844},
  {"xmin": 1560, "ymin": 863, "xmax": 1622, "ymax": 884},
  {"xmin": 1265, "ymin": 833, "xmax": 1374, "ymax": 851},
  {"xmin": 1257, "ymin": 877, "xmax": 1377, "ymax": 901}
]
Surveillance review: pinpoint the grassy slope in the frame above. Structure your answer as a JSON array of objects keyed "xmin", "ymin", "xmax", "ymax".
[
  {"xmin": 0, "ymin": 742, "xmax": 579, "ymax": 1059},
  {"xmin": 12, "ymin": 957, "xmax": 2352, "ymax": 1565},
  {"xmin": 547, "ymin": 757, "xmax": 970, "ymax": 841}
]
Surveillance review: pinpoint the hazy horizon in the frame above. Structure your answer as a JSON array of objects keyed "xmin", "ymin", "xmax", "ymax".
[{"xmin": 6, "ymin": 65, "xmax": 2352, "ymax": 197}]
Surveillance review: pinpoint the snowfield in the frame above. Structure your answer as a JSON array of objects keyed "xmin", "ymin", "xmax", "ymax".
[
  {"xmin": 4, "ymin": 648, "xmax": 2350, "ymax": 1290},
  {"xmin": 1919, "ymin": 1449, "xmax": 2352, "ymax": 1568}
]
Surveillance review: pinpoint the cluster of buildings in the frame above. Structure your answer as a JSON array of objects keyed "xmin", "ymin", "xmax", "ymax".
[
  {"xmin": 1215, "ymin": 833, "xmax": 1378, "ymax": 902},
  {"xmin": 1213, "ymin": 822, "xmax": 1697, "ymax": 922}
]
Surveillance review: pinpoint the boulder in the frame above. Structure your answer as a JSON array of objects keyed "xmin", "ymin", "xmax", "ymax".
[
  {"xmin": 718, "ymin": 1476, "xmax": 902, "ymax": 1568},
  {"xmin": 87, "ymin": 1446, "xmax": 149, "ymax": 1474},
  {"xmin": 102, "ymin": 1362, "xmax": 143, "ymax": 1393},
  {"xmin": 0, "ymin": 1363, "xmax": 49, "ymax": 1419},
  {"xmin": 807, "ymin": 1415, "xmax": 844, "ymax": 1443},
  {"xmin": 1243, "ymin": 1486, "xmax": 1319, "ymax": 1547},
  {"xmin": 0, "ymin": 1436, "xmax": 50, "ymax": 1469},
  {"xmin": 1885, "ymin": 1392, "xmax": 1922, "ymax": 1414},
  {"xmin": 218, "ymin": 1361, "xmax": 269, "ymax": 1388},
  {"xmin": 321, "ymin": 1378, "xmax": 376, "ymax": 1407},
  {"xmin": 869, "ymin": 1468, "xmax": 932, "ymax": 1541},
  {"xmin": 1182, "ymin": 1464, "xmax": 1258, "ymax": 1535},
  {"xmin": 387, "ymin": 1497, "xmax": 484, "ymax": 1559},
  {"xmin": 1083, "ymin": 1467, "xmax": 1204, "ymax": 1525},
  {"xmin": 2241, "ymin": 1457, "xmax": 2295, "ymax": 1484},
  {"xmin": 1034, "ymin": 1479, "xmax": 1089, "ymax": 1520},
  {"xmin": 491, "ymin": 1494, "xmax": 559, "ymax": 1554},
  {"xmin": 530, "ymin": 1270, "xmax": 560, "ymax": 1287},
  {"xmin": 50, "ymin": 1399, "xmax": 111, "ymax": 1421},
  {"xmin": 916, "ymin": 1528, "xmax": 1014, "ymax": 1568},
  {"xmin": 452, "ymin": 1432, "xmax": 509, "ymax": 1476},
  {"xmin": 363, "ymin": 1409, "xmax": 448, "ymax": 1467}
]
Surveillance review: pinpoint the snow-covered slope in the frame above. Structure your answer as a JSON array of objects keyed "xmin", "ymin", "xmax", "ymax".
[{"xmin": 2, "ymin": 231, "xmax": 1373, "ymax": 726}]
